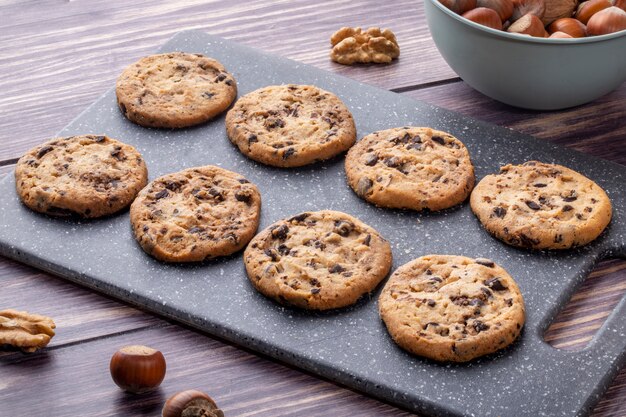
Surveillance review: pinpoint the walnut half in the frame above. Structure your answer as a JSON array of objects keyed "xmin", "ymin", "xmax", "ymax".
[
  {"xmin": 0, "ymin": 309, "xmax": 56, "ymax": 352},
  {"xmin": 330, "ymin": 27, "xmax": 400, "ymax": 65}
]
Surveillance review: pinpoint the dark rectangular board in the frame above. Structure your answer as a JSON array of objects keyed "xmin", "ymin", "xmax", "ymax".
[{"xmin": 1, "ymin": 31, "xmax": 625, "ymax": 417}]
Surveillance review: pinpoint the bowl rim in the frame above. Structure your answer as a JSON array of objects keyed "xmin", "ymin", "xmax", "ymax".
[{"xmin": 426, "ymin": 0, "xmax": 626, "ymax": 44}]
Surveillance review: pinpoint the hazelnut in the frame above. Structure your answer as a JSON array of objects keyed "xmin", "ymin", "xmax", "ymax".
[
  {"xmin": 612, "ymin": 0, "xmax": 626, "ymax": 11},
  {"xmin": 439, "ymin": 0, "xmax": 478, "ymax": 14},
  {"xmin": 548, "ymin": 17, "xmax": 588, "ymax": 37},
  {"xmin": 162, "ymin": 390, "xmax": 224, "ymax": 417},
  {"xmin": 511, "ymin": 0, "xmax": 546, "ymax": 21},
  {"xmin": 587, "ymin": 6, "xmax": 626, "ymax": 34},
  {"xmin": 110, "ymin": 345, "xmax": 166, "ymax": 394},
  {"xmin": 477, "ymin": 0, "xmax": 514, "ymax": 21},
  {"xmin": 549, "ymin": 30, "xmax": 575, "ymax": 37},
  {"xmin": 542, "ymin": 0, "xmax": 578, "ymax": 25},
  {"xmin": 507, "ymin": 13, "xmax": 549, "ymax": 36},
  {"xmin": 576, "ymin": 0, "xmax": 612, "ymax": 24},
  {"xmin": 463, "ymin": 7, "xmax": 504, "ymax": 29}
]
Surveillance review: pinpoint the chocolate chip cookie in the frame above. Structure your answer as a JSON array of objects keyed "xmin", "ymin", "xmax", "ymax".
[
  {"xmin": 116, "ymin": 52, "xmax": 237, "ymax": 128},
  {"xmin": 15, "ymin": 135, "xmax": 148, "ymax": 218},
  {"xmin": 130, "ymin": 166, "xmax": 261, "ymax": 262},
  {"xmin": 379, "ymin": 255, "xmax": 525, "ymax": 362},
  {"xmin": 470, "ymin": 161, "xmax": 612, "ymax": 250},
  {"xmin": 225, "ymin": 84, "xmax": 356, "ymax": 167},
  {"xmin": 345, "ymin": 127, "xmax": 475, "ymax": 211},
  {"xmin": 244, "ymin": 210, "xmax": 392, "ymax": 310}
]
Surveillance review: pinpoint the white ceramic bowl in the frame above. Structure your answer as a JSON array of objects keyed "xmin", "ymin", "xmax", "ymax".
[{"xmin": 424, "ymin": 0, "xmax": 626, "ymax": 110}]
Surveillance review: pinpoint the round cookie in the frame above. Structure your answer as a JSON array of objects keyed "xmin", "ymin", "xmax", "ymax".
[
  {"xmin": 15, "ymin": 135, "xmax": 148, "ymax": 218},
  {"xmin": 379, "ymin": 255, "xmax": 525, "ymax": 362},
  {"xmin": 130, "ymin": 166, "xmax": 261, "ymax": 262},
  {"xmin": 225, "ymin": 84, "xmax": 356, "ymax": 167},
  {"xmin": 470, "ymin": 161, "xmax": 612, "ymax": 250},
  {"xmin": 116, "ymin": 52, "xmax": 237, "ymax": 128},
  {"xmin": 345, "ymin": 127, "xmax": 475, "ymax": 211},
  {"xmin": 244, "ymin": 210, "xmax": 392, "ymax": 310}
]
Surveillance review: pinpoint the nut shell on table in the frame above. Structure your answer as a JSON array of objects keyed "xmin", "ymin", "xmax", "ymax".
[
  {"xmin": 0, "ymin": 309, "xmax": 56, "ymax": 353},
  {"xmin": 162, "ymin": 390, "xmax": 224, "ymax": 417},
  {"xmin": 330, "ymin": 27, "xmax": 400, "ymax": 64},
  {"xmin": 586, "ymin": 6, "xmax": 626, "ymax": 34},
  {"xmin": 463, "ymin": 7, "xmax": 504, "ymax": 29},
  {"xmin": 548, "ymin": 17, "xmax": 588, "ymax": 37},
  {"xmin": 576, "ymin": 0, "xmax": 612, "ymax": 23}
]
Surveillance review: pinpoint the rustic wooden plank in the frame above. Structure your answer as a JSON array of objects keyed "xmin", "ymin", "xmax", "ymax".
[
  {"xmin": 0, "ymin": 325, "xmax": 415, "ymax": 417},
  {"xmin": 0, "ymin": 0, "xmax": 453, "ymax": 162},
  {"xmin": 0, "ymin": 257, "xmax": 162, "ymax": 358},
  {"xmin": 406, "ymin": 81, "xmax": 626, "ymax": 166}
]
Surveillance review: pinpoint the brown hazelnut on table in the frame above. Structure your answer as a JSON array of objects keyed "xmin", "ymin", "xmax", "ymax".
[
  {"xmin": 576, "ymin": 0, "xmax": 612, "ymax": 23},
  {"xmin": 463, "ymin": 7, "xmax": 504, "ymax": 29},
  {"xmin": 548, "ymin": 17, "xmax": 588, "ymax": 36},
  {"xmin": 109, "ymin": 345, "xmax": 166, "ymax": 394},
  {"xmin": 162, "ymin": 390, "xmax": 224, "ymax": 417},
  {"xmin": 507, "ymin": 13, "xmax": 549, "ymax": 36}
]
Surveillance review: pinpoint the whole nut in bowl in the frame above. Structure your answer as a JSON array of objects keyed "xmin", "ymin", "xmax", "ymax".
[{"xmin": 424, "ymin": 0, "xmax": 626, "ymax": 109}]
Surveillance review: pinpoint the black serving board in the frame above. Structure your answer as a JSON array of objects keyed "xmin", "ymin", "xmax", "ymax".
[{"xmin": 1, "ymin": 31, "xmax": 625, "ymax": 417}]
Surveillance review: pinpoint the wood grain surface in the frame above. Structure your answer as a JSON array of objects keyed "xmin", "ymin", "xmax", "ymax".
[{"xmin": 0, "ymin": 1, "xmax": 624, "ymax": 416}]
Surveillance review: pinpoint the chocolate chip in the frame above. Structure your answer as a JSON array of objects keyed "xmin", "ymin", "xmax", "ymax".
[
  {"xmin": 430, "ymin": 276, "xmax": 443, "ymax": 283},
  {"xmin": 238, "ymin": 178, "xmax": 250, "ymax": 184},
  {"xmin": 271, "ymin": 224, "xmax": 289, "ymax": 240},
  {"xmin": 525, "ymin": 200, "xmax": 541, "ymax": 210},
  {"xmin": 493, "ymin": 207, "xmax": 507, "ymax": 218},
  {"xmin": 248, "ymin": 134, "xmax": 258, "ymax": 144},
  {"xmin": 225, "ymin": 79, "xmax": 233, "ymax": 86},
  {"xmin": 155, "ymin": 189, "xmax": 169, "ymax": 200},
  {"xmin": 36, "ymin": 145, "xmax": 54, "ymax": 158},
  {"xmin": 481, "ymin": 287, "xmax": 492, "ymax": 297},
  {"xmin": 432, "ymin": 136, "xmax": 445, "ymax": 145},
  {"xmin": 329, "ymin": 264, "xmax": 345, "ymax": 273},
  {"xmin": 533, "ymin": 183, "xmax": 547, "ymax": 187},
  {"xmin": 311, "ymin": 288, "xmax": 320, "ymax": 294},
  {"xmin": 426, "ymin": 299, "xmax": 436, "ymax": 307},
  {"xmin": 423, "ymin": 322, "xmax": 439, "ymax": 330},
  {"xmin": 289, "ymin": 213, "xmax": 309, "ymax": 223},
  {"xmin": 209, "ymin": 188, "xmax": 224, "ymax": 201},
  {"xmin": 265, "ymin": 117, "xmax": 285, "ymax": 129},
  {"xmin": 563, "ymin": 191, "xmax": 578, "ymax": 202},
  {"xmin": 283, "ymin": 148, "xmax": 295, "ymax": 159},
  {"xmin": 562, "ymin": 205, "xmax": 573, "ymax": 212},
  {"xmin": 484, "ymin": 277, "xmax": 507, "ymax": 291},
  {"xmin": 384, "ymin": 157, "xmax": 400, "ymax": 168},
  {"xmin": 554, "ymin": 234, "xmax": 563, "ymax": 243},
  {"xmin": 475, "ymin": 258, "xmax": 495, "ymax": 267},
  {"xmin": 473, "ymin": 321, "xmax": 489, "ymax": 333},
  {"xmin": 334, "ymin": 220, "xmax": 354, "ymax": 237},
  {"xmin": 451, "ymin": 295, "xmax": 470, "ymax": 306},
  {"xmin": 576, "ymin": 213, "xmax": 584, "ymax": 220},
  {"xmin": 189, "ymin": 226, "xmax": 204, "ymax": 234},
  {"xmin": 363, "ymin": 234, "xmax": 371, "ymax": 246},
  {"xmin": 313, "ymin": 240, "xmax": 326, "ymax": 250},
  {"xmin": 519, "ymin": 233, "xmax": 540, "ymax": 247},
  {"xmin": 364, "ymin": 154, "xmax": 378, "ymax": 166},
  {"xmin": 469, "ymin": 298, "xmax": 484, "ymax": 307},
  {"xmin": 215, "ymin": 73, "xmax": 227, "ymax": 82},
  {"xmin": 93, "ymin": 135, "xmax": 106, "ymax": 143},
  {"xmin": 264, "ymin": 248, "xmax": 279, "ymax": 261},
  {"xmin": 277, "ymin": 244, "xmax": 290, "ymax": 255},
  {"xmin": 164, "ymin": 181, "xmax": 181, "ymax": 191},
  {"xmin": 224, "ymin": 233, "xmax": 238, "ymax": 244},
  {"xmin": 505, "ymin": 298, "xmax": 513, "ymax": 307},
  {"xmin": 356, "ymin": 177, "xmax": 373, "ymax": 196},
  {"xmin": 202, "ymin": 92, "xmax": 215, "ymax": 99},
  {"xmin": 233, "ymin": 191, "xmax": 250, "ymax": 204}
]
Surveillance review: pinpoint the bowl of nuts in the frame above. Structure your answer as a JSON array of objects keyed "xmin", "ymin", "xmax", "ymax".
[{"xmin": 424, "ymin": 0, "xmax": 626, "ymax": 109}]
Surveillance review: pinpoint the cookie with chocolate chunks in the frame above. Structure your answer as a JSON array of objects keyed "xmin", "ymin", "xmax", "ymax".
[
  {"xmin": 244, "ymin": 210, "xmax": 392, "ymax": 310},
  {"xmin": 15, "ymin": 135, "xmax": 148, "ymax": 218},
  {"xmin": 130, "ymin": 166, "xmax": 261, "ymax": 262},
  {"xmin": 379, "ymin": 255, "xmax": 525, "ymax": 362},
  {"xmin": 344, "ymin": 127, "xmax": 475, "ymax": 211},
  {"xmin": 470, "ymin": 161, "xmax": 612, "ymax": 250},
  {"xmin": 116, "ymin": 52, "xmax": 237, "ymax": 128},
  {"xmin": 225, "ymin": 84, "xmax": 356, "ymax": 167}
]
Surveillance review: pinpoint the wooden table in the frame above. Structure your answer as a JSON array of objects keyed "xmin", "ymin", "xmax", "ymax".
[{"xmin": 1, "ymin": 1, "xmax": 624, "ymax": 415}]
